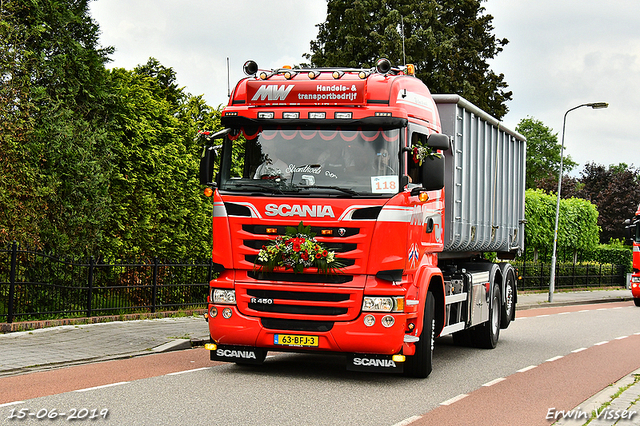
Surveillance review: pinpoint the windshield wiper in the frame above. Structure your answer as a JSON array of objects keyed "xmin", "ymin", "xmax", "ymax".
[
  {"xmin": 232, "ymin": 182, "xmax": 302, "ymax": 194},
  {"xmin": 299, "ymin": 185, "xmax": 359, "ymax": 196}
]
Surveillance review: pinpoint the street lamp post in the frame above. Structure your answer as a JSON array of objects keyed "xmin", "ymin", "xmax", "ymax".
[{"xmin": 549, "ymin": 102, "xmax": 608, "ymax": 302}]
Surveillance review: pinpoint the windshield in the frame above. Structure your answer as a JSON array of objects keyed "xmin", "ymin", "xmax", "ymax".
[{"xmin": 219, "ymin": 128, "xmax": 401, "ymax": 196}]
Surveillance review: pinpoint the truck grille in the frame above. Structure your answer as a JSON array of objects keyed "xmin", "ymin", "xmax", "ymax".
[{"xmin": 236, "ymin": 284, "xmax": 361, "ymax": 321}]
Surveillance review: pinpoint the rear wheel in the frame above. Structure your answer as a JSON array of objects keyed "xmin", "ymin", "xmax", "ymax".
[
  {"xmin": 472, "ymin": 284, "xmax": 501, "ymax": 349},
  {"xmin": 500, "ymin": 267, "xmax": 516, "ymax": 329},
  {"xmin": 404, "ymin": 291, "xmax": 435, "ymax": 378}
]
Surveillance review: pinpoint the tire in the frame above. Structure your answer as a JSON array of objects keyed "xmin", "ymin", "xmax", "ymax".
[
  {"xmin": 634, "ymin": 298, "xmax": 640, "ymax": 307},
  {"xmin": 500, "ymin": 267, "xmax": 516, "ymax": 329},
  {"xmin": 404, "ymin": 291, "xmax": 435, "ymax": 378},
  {"xmin": 471, "ymin": 284, "xmax": 501, "ymax": 349}
]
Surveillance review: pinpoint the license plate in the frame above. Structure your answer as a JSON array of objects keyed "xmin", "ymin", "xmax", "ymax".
[{"xmin": 274, "ymin": 334, "xmax": 319, "ymax": 347}]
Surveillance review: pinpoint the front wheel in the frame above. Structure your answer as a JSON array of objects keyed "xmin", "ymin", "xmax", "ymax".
[
  {"xmin": 634, "ymin": 298, "xmax": 640, "ymax": 307},
  {"xmin": 404, "ymin": 291, "xmax": 435, "ymax": 378}
]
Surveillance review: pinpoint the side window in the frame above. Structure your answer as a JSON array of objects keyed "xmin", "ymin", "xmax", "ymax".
[{"xmin": 408, "ymin": 130, "xmax": 427, "ymax": 184}]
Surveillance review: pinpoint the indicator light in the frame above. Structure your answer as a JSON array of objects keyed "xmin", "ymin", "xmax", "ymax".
[
  {"xmin": 321, "ymin": 229, "xmax": 333, "ymax": 235},
  {"xmin": 266, "ymin": 228, "xmax": 278, "ymax": 234},
  {"xmin": 204, "ymin": 188, "xmax": 213, "ymax": 197},
  {"xmin": 204, "ymin": 343, "xmax": 217, "ymax": 351},
  {"xmin": 392, "ymin": 354, "xmax": 406, "ymax": 362}
]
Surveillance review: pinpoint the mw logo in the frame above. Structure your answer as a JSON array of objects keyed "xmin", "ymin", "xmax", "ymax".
[{"xmin": 252, "ymin": 84, "xmax": 294, "ymax": 101}]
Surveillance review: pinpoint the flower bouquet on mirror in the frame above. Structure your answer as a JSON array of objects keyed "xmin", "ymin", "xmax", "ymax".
[
  {"xmin": 412, "ymin": 144, "xmax": 442, "ymax": 166},
  {"xmin": 255, "ymin": 222, "xmax": 343, "ymax": 274}
]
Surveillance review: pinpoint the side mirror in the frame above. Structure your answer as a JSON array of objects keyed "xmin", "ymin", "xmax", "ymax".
[
  {"xmin": 197, "ymin": 128, "xmax": 229, "ymax": 185},
  {"xmin": 199, "ymin": 145, "xmax": 218, "ymax": 185},
  {"xmin": 420, "ymin": 155, "xmax": 445, "ymax": 191},
  {"xmin": 426, "ymin": 133, "xmax": 450, "ymax": 151}
]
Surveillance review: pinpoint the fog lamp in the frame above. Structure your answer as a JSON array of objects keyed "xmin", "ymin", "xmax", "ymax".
[
  {"xmin": 209, "ymin": 306, "xmax": 218, "ymax": 318},
  {"xmin": 381, "ymin": 315, "xmax": 395, "ymax": 328},
  {"xmin": 392, "ymin": 354, "xmax": 406, "ymax": 362},
  {"xmin": 222, "ymin": 308, "xmax": 232, "ymax": 319},
  {"xmin": 363, "ymin": 314, "xmax": 375, "ymax": 327}
]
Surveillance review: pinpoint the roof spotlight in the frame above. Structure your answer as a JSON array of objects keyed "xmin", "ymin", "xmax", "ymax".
[
  {"xmin": 376, "ymin": 58, "xmax": 391, "ymax": 74},
  {"xmin": 243, "ymin": 60, "xmax": 258, "ymax": 76}
]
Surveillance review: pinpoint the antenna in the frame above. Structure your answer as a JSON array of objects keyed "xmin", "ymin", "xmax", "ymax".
[
  {"xmin": 227, "ymin": 57, "xmax": 230, "ymax": 97},
  {"xmin": 400, "ymin": 14, "xmax": 406, "ymax": 66}
]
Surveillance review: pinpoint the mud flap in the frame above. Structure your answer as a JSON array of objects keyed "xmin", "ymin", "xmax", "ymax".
[
  {"xmin": 347, "ymin": 353, "xmax": 404, "ymax": 373},
  {"xmin": 210, "ymin": 344, "xmax": 266, "ymax": 364}
]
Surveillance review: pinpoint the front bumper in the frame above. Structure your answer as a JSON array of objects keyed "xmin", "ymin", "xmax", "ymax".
[{"xmin": 207, "ymin": 304, "xmax": 408, "ymax": 355}]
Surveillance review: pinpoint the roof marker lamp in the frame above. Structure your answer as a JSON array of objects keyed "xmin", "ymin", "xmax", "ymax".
[
  {"xmin": 258, "ymin": 112, "xmax": 275, "ymax": 119},
  {"xmin": 358, "ymin": 71, "xmax": 368, "ymax": 79},
  {"xmin": 308, "ymin": 71, "xmax": 320, "ymax": 79},
  {"xmin": 259, "ymin": 72, "xmax": 269, "ymax": 80},
  {"xmin": 332, "ymin": 70, "xmax": 344, "ymax": 79}
]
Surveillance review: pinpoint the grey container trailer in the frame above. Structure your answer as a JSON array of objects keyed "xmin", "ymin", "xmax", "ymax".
[{"xmin": 432, "ymin": 94, "xmax": 526, "ymax": 257}]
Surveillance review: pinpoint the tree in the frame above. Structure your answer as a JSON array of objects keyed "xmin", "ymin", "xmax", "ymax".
[
  {"xmin": 102, "ymin": 60, "xmax": 221, "ymax": 261},
  {"xmin": 0, "ymin": 0, "xmax": 114, "ymax": 257},
  {"xmin": 516, "ymin": 117, "xmax": 578, "ymax": 189},
  {"xmin": 536, "ymin": 162, "xmax": 640, "ymax": 244},
  {"xmin": 524, "ymin": 189, "xmax": 599, "ymax": 261},
  {"xmin": 305, "ymin": 0, "xmax": 512, "ymax": 119},
  {"xmin": 575, "ymin": 163, "xmax": 640, "ymax": 244}
]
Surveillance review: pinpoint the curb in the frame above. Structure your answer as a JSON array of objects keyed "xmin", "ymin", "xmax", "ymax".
[
  {"xmin": 0, "ymin": 309, "xmax": 207, "ymax": 333},
  {"xmin": 516, "ymin": 296, "xmax": 634, "ymax": 311}
]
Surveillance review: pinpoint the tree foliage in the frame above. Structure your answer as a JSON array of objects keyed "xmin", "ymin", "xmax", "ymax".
[
  {"xmin": 537, "ymin": 163, "xmax": 640, "ymax": 244},
  {"xmin": 516, "ymin": 117, "xmax": 577, "ymax": 189},
  {"xmin": 0, "ymin": 1, "xmax": 222, "ymax": 261},
  {"xmin": 0, "ymin": 0, "xmax": 114, "ymax": 256},
  {"xmin": 305, "ymin": 0, "xmax": 512, "ymax": 119},
  {"xmin": 524, "ymin": 189, "xmax": 599, "ymax": 259}
]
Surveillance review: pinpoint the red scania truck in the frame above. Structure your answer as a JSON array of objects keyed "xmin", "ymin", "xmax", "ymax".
[
  {"xmin": 199, "ymin": 59, "xmax": 526, "ymax": 377},
  {"xmin": 627, "ymin": 204, "xmax": 640, "ymax": 306}
]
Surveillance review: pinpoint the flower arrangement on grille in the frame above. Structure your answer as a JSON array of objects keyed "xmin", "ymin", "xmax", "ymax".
[
  {"xmin": 412, "ymin": 144, "xmax": 442, "ymax": 166},
  {"xmin": 256, "ymin": 222, "xmax": 343, "ymax": 274}
]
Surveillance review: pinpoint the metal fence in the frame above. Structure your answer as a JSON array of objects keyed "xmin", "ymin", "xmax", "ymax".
[
  {"xmin": 514, "ymin": 246, "xmax": 629, "ymax": 290},
  {"xmin": 0, "ymin": 242, "xmax": 212, "ymax": 323},
  {"xmin": 515, "ymin": 261, "xmax": 627, "ymax": 291},
  {"xmin": 1, "ymin": 242, "xmax": 629, "ymax": 323}
]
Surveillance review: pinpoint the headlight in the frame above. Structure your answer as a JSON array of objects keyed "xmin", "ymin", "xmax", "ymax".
[
  {"xmin": 362, "ymin": 296, "xmax": 404, "ymax": 312},
  {"xmin": 212, "ymin": 289, "xmax": 236, "ymax": 304},
  {"xmin": 632, "ymin": 276, "xmax": 640, "ymax": 283}
]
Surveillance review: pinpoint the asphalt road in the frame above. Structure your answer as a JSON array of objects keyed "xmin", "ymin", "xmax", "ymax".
[{"xmin": 2, "ymin": 301, "xmax": 639, "ymax": 426}]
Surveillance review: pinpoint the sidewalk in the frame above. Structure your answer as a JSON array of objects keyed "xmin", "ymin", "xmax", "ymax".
[
  {"xmin": 0, "ymin": 315, "xmax": 210, "ymax": 377},
  {"xmin": 0, "ymin": 289, "xmax": 637, "ymax": 426}
]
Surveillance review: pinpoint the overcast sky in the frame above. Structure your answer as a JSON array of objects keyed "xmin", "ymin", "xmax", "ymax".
[{"xmin": 89, "ymin": 0, "xmax": 639, "ymax": 174}]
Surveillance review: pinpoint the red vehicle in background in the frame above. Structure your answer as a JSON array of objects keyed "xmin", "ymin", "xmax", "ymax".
[{"xmin": 627, "ymin": 204, "xmax": 640, "ymax": 306}]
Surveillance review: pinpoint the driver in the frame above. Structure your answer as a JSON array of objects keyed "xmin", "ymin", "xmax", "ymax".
[{"xmin": 253, "ymin": 140, "xmax": 291, "ymax": 180}]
